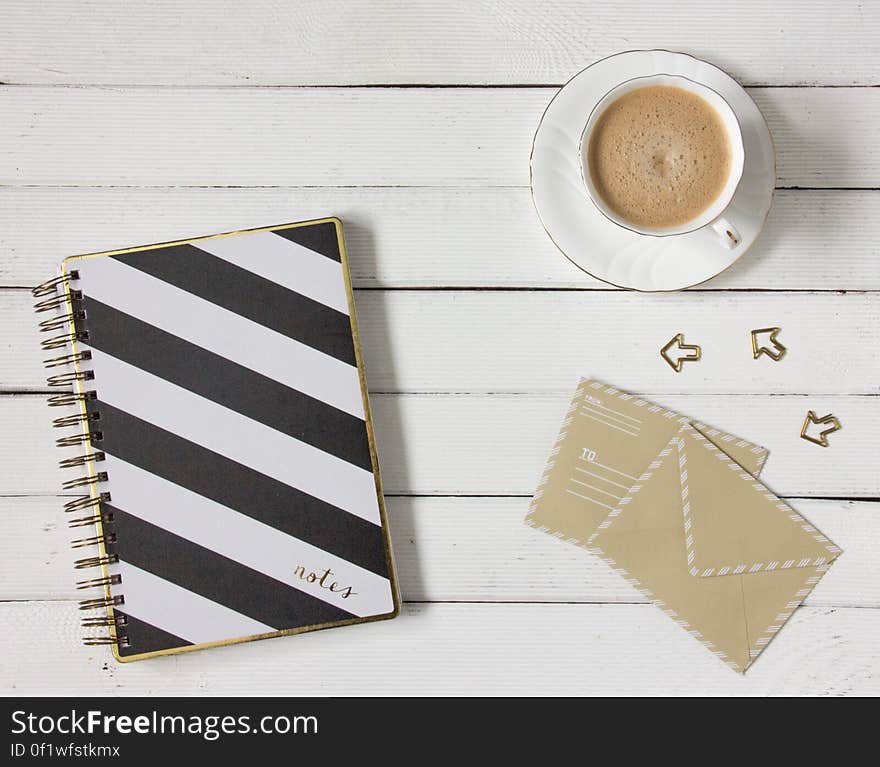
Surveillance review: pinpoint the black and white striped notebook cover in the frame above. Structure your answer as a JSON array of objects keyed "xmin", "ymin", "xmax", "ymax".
[{"xmin": 38, "ymin": 218, "xmax": 399, "ymax": 661}]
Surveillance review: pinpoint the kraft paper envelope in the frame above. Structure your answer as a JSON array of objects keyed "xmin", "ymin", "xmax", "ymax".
[{"xmin": 526, "ymin": 378, "xmax": 842, "ymax": 672}]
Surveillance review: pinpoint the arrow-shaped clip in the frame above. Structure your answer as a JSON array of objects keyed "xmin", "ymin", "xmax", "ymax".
[
  {"xmin": 660, "ymin": 333, "xmax": 702, "ymax": 373},
  {"xmin": 751, "ymin": 327, "xmax": 787, "ymax": 361},
  {"xmin": 800, "ymin": 410, "xmax": 842, "ymax": 447}
]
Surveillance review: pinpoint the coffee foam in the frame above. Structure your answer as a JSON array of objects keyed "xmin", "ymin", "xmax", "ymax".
[{"xmin": 587, "ymin": 85, "xmax": 731, "ymax": 229}]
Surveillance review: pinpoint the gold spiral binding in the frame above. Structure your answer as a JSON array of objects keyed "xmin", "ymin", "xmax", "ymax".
[
  {"xmin": 79, "ymin": 595, "xmax": 124, "ymax": 611},
  {"xmin": 33, "ymin": 291, "xmax": 83, "ymax": 313},
  {"xmin": 47, "ymin": 369, "xmax": 95, "ymax": 387},
  {"xmin": 61, "ymin": 471, "xmax": 108, "ymax": 490},
  {"xmin": 83, "ymin": 636, "xmax": 121, "ymax": 646},
  {"xmin": 49, "ymin": 391, "xmax": 97, "ymax": 408},
  {"xmin": 39, "ymin": 310, "xmax": 86, "ymax": 333},
  {"xmin": 74, "ymin": 554, "xmax": 119, "ymax": 570},
  {"xmin": 34, "ymin": 271, "xmax": 125, "ymax": 650},
  {"xmin": 43, "ymin": 350, "xmax": 92, "ymax": 369},
  {"xmin": 70, "ymin": 532, "xmax": 116, "ymax": 549},
  {"xmin": 68, "ymin": 511, "xmax": 112, "ymax": 529},
  {"xmin": 56, "ymin": 430, "xmax": 101, "ymax": 448},
  {"xmin": 63, "ymin": 492, "xmax": 110, "ymax": 514},
  {"xmin": 76, "ymin": 572, "xmax": 122, "ymax": 591},
  {"xmin": 53, "ymin": 411, "xmax": 99, "ymax": 428},
  {"xmin": 59, "ymin": 451, "xmax": 105, "ymax": 468},
  {"xmin": 42, "ymin": 330, "xmax": 90, "ymax": 351},
  {"xmin": 32, "ymin": 271, "xmax": 79, "ymax": 298},
  {"xmin": 82, "ymin": 614, "xmax": 127, "ymax": 629}
]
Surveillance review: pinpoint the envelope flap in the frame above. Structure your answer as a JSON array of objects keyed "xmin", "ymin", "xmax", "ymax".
[
  {"xmin": 690, "ymin": 421, "xmax": 767, "ymax": 477},
  {"xmin": 677, "ymin": 426, "xmax": 841, "ymax": 577}
]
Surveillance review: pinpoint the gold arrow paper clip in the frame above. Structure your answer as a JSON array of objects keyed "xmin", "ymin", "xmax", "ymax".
[
  {"xmin": 751, "ymin": 327, "xmax": 787, "ymax": 361},
  {"xmin": 800, "ymin": 411, "xmax": 842, "ymax": 447},
  {"xmin": 660, "ymin": 333, "xmax": 702, "ymax": 372}
]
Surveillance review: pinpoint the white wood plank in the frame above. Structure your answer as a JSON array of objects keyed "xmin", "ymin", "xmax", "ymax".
[
  {"xmin": 358, "ymin": 292, "xmax": 880, "ymax": 394},
  {"xmin": 6, "ymin": 291, "xmax": 879, "ymax": 394},
  {"xmin": 3, "ymin": 291, "xmax": 47, "ymax": 390},
  {"xmin": 0, "ymin": 396, "xmax": 83, "ymax": 495},
  {"xmin": 1, "ymin": 87, "xmax": 878, "ymax": 188},
  {"xmin": 1, "ymin": 1, "xmax": 877, "ymax": 86},
  {"xmin": 371, "ymin": 394, "xmax": 879, "ymax": 496},
  {"xmin": 3, "ymin": 187, "xmax": 878, "ymax": 291},
  {"xmin": 4, "ymin": 495, "xmax": 875, "ymax": 606},
  {"xmin": 3, "ymin": 393, "xmax": 876, "ymax": 497},
  {"xmin": 391, "ymin": 499, "xmax": 877, "ymax": 607},
  {"xmin": 2, "ymin": 601, "xmax": 877, "ymax": 695}
]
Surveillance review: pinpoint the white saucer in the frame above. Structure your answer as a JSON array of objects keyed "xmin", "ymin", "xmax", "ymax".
[{"xmin": 530, "ymin": 50, "xmax": 775, "ymax": 291}]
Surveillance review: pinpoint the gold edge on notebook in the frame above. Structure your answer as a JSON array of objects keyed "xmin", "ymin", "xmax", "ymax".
[
  {"xmin": 60, "ymin": 216, "xmax": 345, "ymax": 265},
  {"xmin": 62, "ymin": 217, "xmax": 400, "ymax": 664},
  {"xmin": 110, "ymin": 611, "xmax": 403, "ymax": 664},
  {"xmin": 334, "ymin": 218, "xmax": 403, "ymax": 622}
]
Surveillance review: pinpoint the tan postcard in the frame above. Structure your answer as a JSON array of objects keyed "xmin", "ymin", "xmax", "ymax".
[{"xmin": 526, "ymin": 378, "xmax": 842, "ymax": 672}]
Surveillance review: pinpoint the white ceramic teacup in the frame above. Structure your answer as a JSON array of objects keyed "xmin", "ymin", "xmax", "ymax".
[{"xmin": 579, "ymin": 74, "xmax": 746, "ymax": 248}]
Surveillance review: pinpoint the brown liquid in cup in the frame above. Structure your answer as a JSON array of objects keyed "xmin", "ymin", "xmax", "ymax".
[{"xmin": 586, "ymin": 85, "xmax": 731, "ymax": 229}]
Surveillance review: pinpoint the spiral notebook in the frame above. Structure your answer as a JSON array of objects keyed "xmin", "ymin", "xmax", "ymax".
[{"xmin": 33, "ymin": 218, "xmax": 399, "ymax": 662}]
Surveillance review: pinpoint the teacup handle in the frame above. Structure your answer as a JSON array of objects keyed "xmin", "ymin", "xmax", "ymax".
[{"xmin": 709, "ymin": 216, "xmax": 741, "ymax": 249}]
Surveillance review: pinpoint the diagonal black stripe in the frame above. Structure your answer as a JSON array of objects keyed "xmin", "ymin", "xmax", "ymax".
[
  {"xmin": 106, "ymin": 506, "xmax": 355, "ymax": 630},
  {"xmin": 114, "ymin": 610, "xmax": 192, "ymax": 658},
  {"xmin": 88, "ymin": 399, "xmax": 390, "ymax": 579},
  {"xmin": 272, "ymin": 221, "xmax": 341, "ymax": 262},
  {"xmin": 113, "ymin": 243, "xmax": 356, "ymax": 365},
  {"xmin": 80, "ymin": 296, "xmax": 372, "ymax": 471}
]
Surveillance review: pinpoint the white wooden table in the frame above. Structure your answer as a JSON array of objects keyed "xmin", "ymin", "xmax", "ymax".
[{"xmin": 2, "ymin": 1, "xmax": 879, "ymax": 696}]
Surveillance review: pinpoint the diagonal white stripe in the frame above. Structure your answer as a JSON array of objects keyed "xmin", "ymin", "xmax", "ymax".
[
  {"xmin": 574, "ymin": 466, "xmax": 630, "ymax": 490},
  {"xmin": 194, "ymin": 231, "xmax": 350, "ymax": 315},
  {"xmin": 581, "ymin": 405, "xmax": 641, "ymax": 430},
  {"xmin": 580, "ymin": 456, "xmax": 639, "ymax": 481},
  {"xmin": 565, "ymin": 488, "xmax": 615, "ymax": 510},
  {"xmin": 102, "ymin": 454, "xmax": 393, "ymax": 617},
  {"xmin": 571, "ymin": 477, "xmax": 622, "ymax": 499},
  {"xmin": 74, "ymin": 255, "xmax": 364, "ymax": 418},
  {"xmin": 88, "ymin": 349, "xmax": 382, "ymax": 525},
  {"xmin": 584, "ymin": 399, "xmax": 642, "ymax": 423},
  {"xmin": 107, "ymin": 561, "xmax": 274, "ymax": 646},
  {"xmin": 579, "ymin": 411, "xmax": 640, "ymax": 437}
]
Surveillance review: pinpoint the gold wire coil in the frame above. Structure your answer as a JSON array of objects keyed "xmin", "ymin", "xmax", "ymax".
[
  {"xmin": 43, "ymin": 350, "xmax": 92, "ymax": 369},
  {"xmin": 48, "ymin": 391, "xmax": 96, "ymax": 408},
  {"xmin": 56, "ymin": 430, "xmax": 101, "ymax": 448},
  {"xmin": 53, "ymin": 411, "xmax": 99, "ymax": 429},
  {"xmin": 64, "ymin": 495, "xmax": 98, "ymax": 513},
  {"xmin": 32, "ymin": 272, "xmax": 79, "ymax": 298},
  {"xmin": 56, "ymin": 432, "xmax": 90, "ymax": 448},
  {"xmin": 47, "ymin": 369, "xmax": 95, "ymax": 387},
  {"xmin": 68, "ymin": 511, "xmax": 112, "ymax": 529},
  {"xmin": 84, "ymin": 634, "xmax": 128, "ymax": 647},
  {"xmin": 70, "ymin": 532, "xmax": 116, "ymax": 549},
  {"xmin": 39, "ymin": 310, "xmax": 85, "ymax": 333},
  {"xmin": 82, "ymin": 614, "xmax": 127, "ymax": 629},
  {"xmin": 76, "ymin": 573, "xmax": 122, "ymax": 590},
  {"xmin": 63, "ymin": 492, "xmax": 110, "ymax": 514},
  {"xmin": 33, "ymin": 290, "xmax": 82, "ymax": 313},
  {"xmin": 79, "ymin": 595, "xmax": 124, "ymax": 611},
  {"xmin": 82, "ymin": 635, "xmax": 118, "ymax": 646},
  {"xmin": 59, "ymin": 451, "xmax": 105, "ymax": 469},
  {"xmin": 41, "ymin": 331, "xmax": 89, "ymax": 351},
  {"xmin": 62, "ymin": 472, "xmax": 108, "ymax": 490},
  {"xmin": 74, "ymin": 553, "xmax": 119, "ymax": 571}
]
